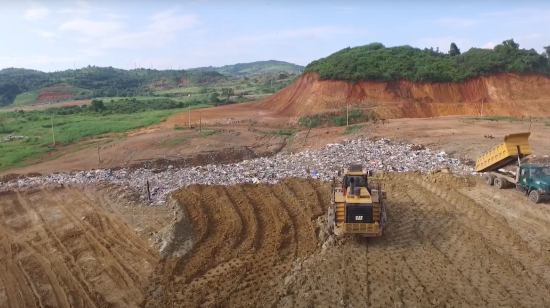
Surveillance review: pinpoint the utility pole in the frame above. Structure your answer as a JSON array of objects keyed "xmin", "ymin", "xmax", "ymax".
[
  {"xmin": 50, "ymin": 115, "xmax": 56, "ymax": 146},
  {"xmin": 199, "ymin": 112, "xmax": 202, "ymax": 132},
  {"xmin": 346, "ymin": 103, "xmax": 349, "ymax": 126},
  {"xmin": 188, "ymin": 101, "xmax": 191, "ymax": 128},
  {"xmin": 480, "ymin": 99, "xmax": 484, "ymax": 116}
]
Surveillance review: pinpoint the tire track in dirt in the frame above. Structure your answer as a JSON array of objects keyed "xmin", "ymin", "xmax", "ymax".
[
  {"xmin": 261, "ymin": 184, "xmax": 299, "ymax": 262},
  {"xmin": 379, "ymin": 186, "xmax": 441, "ymax": 307},
  {"xmin": 16, "ymin": 191, "xmax": 98, "ymax": 308},
  {"xmin": 399, "ymin": 183, "xmax": 490, "ymax": 307},
  {"xmin": 222, "ymin": 185, "xmax": 260, "ymax": 253},
  {"xmin": 142, "ymin": 179, "xmax": 323, "ymax": 308},
  {"xmin": 0, "ymin": 200, "xmax": 28, "ymax": 308},
  {"xmin": 40, "ymin": 188, "xmax": 144, "ymax": 304},
  {"xmin": 460, "ymin": 186, "xmax": 550, "ymax": 253},
  {"xmin": 221, "ymin": 186, "xmax": 249, "ymax": 250},
  {"xmin": 408, "ymin": 175, "xmax": 550, "ymax": 307},
  {"xmin": 2, "ymin": 192, "xmax": 73, "ymax": 308},
  {"xmin": 46, "ymin": 188, "xmax": 146, "ymax": 287},
  {"xmin": 0, "ymin": 213, "xmax": 70, "ymax": 308},
  {"xmin": 70, "ymin": 187, "xmax": 158, "ymax": 262}
]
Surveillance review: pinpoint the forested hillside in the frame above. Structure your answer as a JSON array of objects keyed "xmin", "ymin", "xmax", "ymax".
[
  {"xmin": 0, "ymin": 66, "xmax": 222, "ymax": 107},
  {"xmin": 188, "ymin": 60, "xmax": 304, "ymax": 76},
  {"xmin": 305, "ymin": 39, "xmax": 550, "ymax": 82}
]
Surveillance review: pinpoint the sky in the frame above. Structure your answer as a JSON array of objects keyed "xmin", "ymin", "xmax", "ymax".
[{"xmin": 0, "ymin": 0, "xmax": 549, "ymax": 72}]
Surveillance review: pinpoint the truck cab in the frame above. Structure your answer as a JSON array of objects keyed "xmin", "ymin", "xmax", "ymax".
[
  {"xmin": 517, "ymin": 165, "xmax": 550, "ymax": 202},
  {"xmin": 476, "ymin": 132, "xmax": 549, "ymax": 203}
]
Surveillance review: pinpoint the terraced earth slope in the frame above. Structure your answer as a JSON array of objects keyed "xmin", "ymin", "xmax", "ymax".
[
  {"xmin": 3, "ymin": 175, "xmax": 550, "ymax": 307},
  {"xmin": 142, "ymin": 175, "xmax": 550, "ymax": 308}
]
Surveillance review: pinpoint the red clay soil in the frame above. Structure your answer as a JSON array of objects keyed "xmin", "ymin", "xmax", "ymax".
[
  {"xmin": 36, "ymin": 85, "xmax": 75, "ymax": 103},
  {"xmin": 256, "ymin": 72, "xmax": 550, "ymax": 118}
]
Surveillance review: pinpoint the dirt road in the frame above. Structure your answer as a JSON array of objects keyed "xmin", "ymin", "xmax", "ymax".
[
  {"xmin": 0, "ymin": 184, "xmax": 174, "ymax": 308},
  {"xmin": 137, "ymin": 175, "xmax": 550, "ymax": 308}
]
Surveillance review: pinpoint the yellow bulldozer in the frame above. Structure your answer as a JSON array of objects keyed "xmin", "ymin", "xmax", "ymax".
[{"xmin": 327, "ymin": 163, "xmax": 387, "ymax": 238}]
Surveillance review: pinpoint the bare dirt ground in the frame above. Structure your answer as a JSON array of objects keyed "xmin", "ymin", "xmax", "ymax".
[
  {"xmin": 3, "ymin": 101, "xmax": 550, "ymax": 307},
  {"xmin": 0, "ymin": 183, "xmax": 175, "ymax": 308},
  {"xmin": 135, "ymin": 175, "xmax": 550, "ymax": 307},
  {"xmin": 3, "ymin": 104, "xmax": 550, "ymax": 177}
]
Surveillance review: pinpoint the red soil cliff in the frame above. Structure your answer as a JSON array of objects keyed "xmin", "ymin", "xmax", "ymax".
[{"xmin": 255, "ymin": 72, "xmax": 550, "ymax": 118}]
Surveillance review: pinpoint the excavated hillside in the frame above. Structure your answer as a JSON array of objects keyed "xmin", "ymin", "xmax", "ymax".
[{"xmin": 256, "ymin": 72, "xmax": 550, "ymax": 118}]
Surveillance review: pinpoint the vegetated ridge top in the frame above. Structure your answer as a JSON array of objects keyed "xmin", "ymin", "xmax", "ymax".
[
  {"xmin": 304, "ymin": 40, "xmax": 550, "ymax": 83},
  {"xmin": 188, "ymin": 60, "xmax": 304, "ymax": 76},
  {"xmin": 0, "ymin": 66, "xmax": 223, "ymax": 107}
]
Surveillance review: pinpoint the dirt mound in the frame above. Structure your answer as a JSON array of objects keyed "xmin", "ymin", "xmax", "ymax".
[{"xmin": 256, "ymin": 72, "xmax": 550, "ymax": 118}]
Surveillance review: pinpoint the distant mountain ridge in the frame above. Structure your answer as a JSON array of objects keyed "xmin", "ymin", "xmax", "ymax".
[{"xmin": 188, "ymin": 60, "xmax": 304, "ymax": 76}]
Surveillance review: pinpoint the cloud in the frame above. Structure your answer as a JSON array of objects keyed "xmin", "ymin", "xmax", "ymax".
[
  {"xmin": 0, "ymin": 49, "xmax": 100, "ymax": 67},
  {"xmin": 434, "ymin": 18, "xmax": 478, "ymax": 27},
  {"xmin": 482, "ymin": 42, "xmax": 495, "ymax": 49},
  {"xmin": 235, "ymin": 26, "xmax": 368, "ymax": 43},
  {"xmin": 24, "ymin": 2, "xmax": 50, "ymax": 22},
  {"xmin": 96, "ymin": 10, "xmax": 200, "ymax": 49},
  {"xmin": 418, "ymin": 37, "xmax": 470, "ymax": 51},
  {"xmin": 59, "ymin": 19, "xmax": 124, "ymax": 37},
  {"xmin": 33, "ymin": 29, "xmax": 56, "ymax": 38}
]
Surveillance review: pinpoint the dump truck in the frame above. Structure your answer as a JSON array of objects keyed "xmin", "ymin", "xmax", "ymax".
[
  {"xmin": 476, "ymin": 132, "xmax": 550, "ymax": 203},
  {"xmin": 327, "ymin": 163, "xmax": 387, "ymax": 237}
]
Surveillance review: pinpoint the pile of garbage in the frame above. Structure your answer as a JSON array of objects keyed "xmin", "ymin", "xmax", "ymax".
[
  {"xmin": 1, "ymin": 135, "xmax": 25, "ymax": 143},
  {"xmin": 0, "ymin": 138, "xmax": 474, "ymax": 205}
]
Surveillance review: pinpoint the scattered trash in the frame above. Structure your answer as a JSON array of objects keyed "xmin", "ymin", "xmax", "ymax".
[{"xmin": 0, "ymin": 138, "xmax": 474, "ymax": 205}]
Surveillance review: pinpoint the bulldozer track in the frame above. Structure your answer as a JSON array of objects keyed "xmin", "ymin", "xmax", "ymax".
[
  {"xmin": 4, "ymin": 176, "xmax": 550, "ymax": 307},
  {"xmin": 0, "ymin": 186, "xmax": 160, "ymax": 308}
]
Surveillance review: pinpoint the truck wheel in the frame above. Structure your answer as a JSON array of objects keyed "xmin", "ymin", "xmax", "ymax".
[
  {"xmin": 485, "ymin": 174, "xmax": 494, "ymax": 185},
  {"xmin": 529, "ymin": 190, "xmax": 541, "ymax": 204},
  {"xmin": 495, "ymin": 177, "xmax": 507, "ymax": 189}
]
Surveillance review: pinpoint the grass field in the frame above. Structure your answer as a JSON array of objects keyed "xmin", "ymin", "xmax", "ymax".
[
  {"xmin": 13, "ymin": 91, "xmax": 40, "ymax": 106},
  {"xmin": 0, "ymin": 103, "xmax": 212, "ymax": 171}
]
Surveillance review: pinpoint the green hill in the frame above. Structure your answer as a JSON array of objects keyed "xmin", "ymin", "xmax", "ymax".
[
  {"xmin": 188, "ymin": 60, "xmax": 304, "ymax": 76},
  {"xmin": 304, "ymin": 39, "xmax": 550, "ymax": 82},
  {"xmin": 0, "ymin": 66, "xmax": 223, "ymax": 107}
]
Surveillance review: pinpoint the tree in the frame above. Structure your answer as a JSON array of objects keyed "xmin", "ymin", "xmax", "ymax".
[
  {"xmin": 449, "ymin": 43, "xmax": 461, "ymax": 56},
  {"xmin": 301, "ymin": 116, "xmax": 322, "ymax": 145},
  {"xmin": 543, "ymin": 45, "xmax": 550, "ymax": 58},
  {"xmin": 91, "ymin": 99, "xmax": 105, "ymax": 112},
  {"xmin": 209, "ymin": 92, "xmax": 219, "ymax": 104},
  {"xmin": 495, "ymin": 39, "xmax": 520, "ymax": 55},
  {"xmin": 221, "ymin": 88, "xmax": 234, "ymax": 101}
]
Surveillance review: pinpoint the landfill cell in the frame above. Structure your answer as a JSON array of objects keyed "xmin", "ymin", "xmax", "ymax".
[
  {"xmin": 3, "ymin": 175, "xmax": 550, "ymax": 308},
  {"xmin": 142, "ymin": 175, "xmax": 550, "ymax": 308}
]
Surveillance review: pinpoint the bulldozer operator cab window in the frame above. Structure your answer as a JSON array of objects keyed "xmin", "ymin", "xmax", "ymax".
[{"xmin": 345, "ymin": 176, "xmax": 367, "ymax": 187}]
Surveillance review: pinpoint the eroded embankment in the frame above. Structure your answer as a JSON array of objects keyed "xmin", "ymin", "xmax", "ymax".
[{"xmin": 256, "ymin": 72, "xmax": 550, "ymax": 118}]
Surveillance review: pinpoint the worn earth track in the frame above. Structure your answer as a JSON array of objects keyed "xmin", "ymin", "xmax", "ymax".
[
  {"xmin": 141, "ymin": 178, "xmax": 331, "ymax": 308},
  {"xmin": 0, "ymin": 186, "xmax": 160, "ymax": 308},
  {"xmin": 3, "ymin": 175, "xmax": 550, "ymax": 307},
  {"xmin": 270, "ymin": 174, "xmax": 550, "ymax": 308},
  {"xmin": 140, "ymin": 175, "xmax": 550, "ymax": 308}
]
